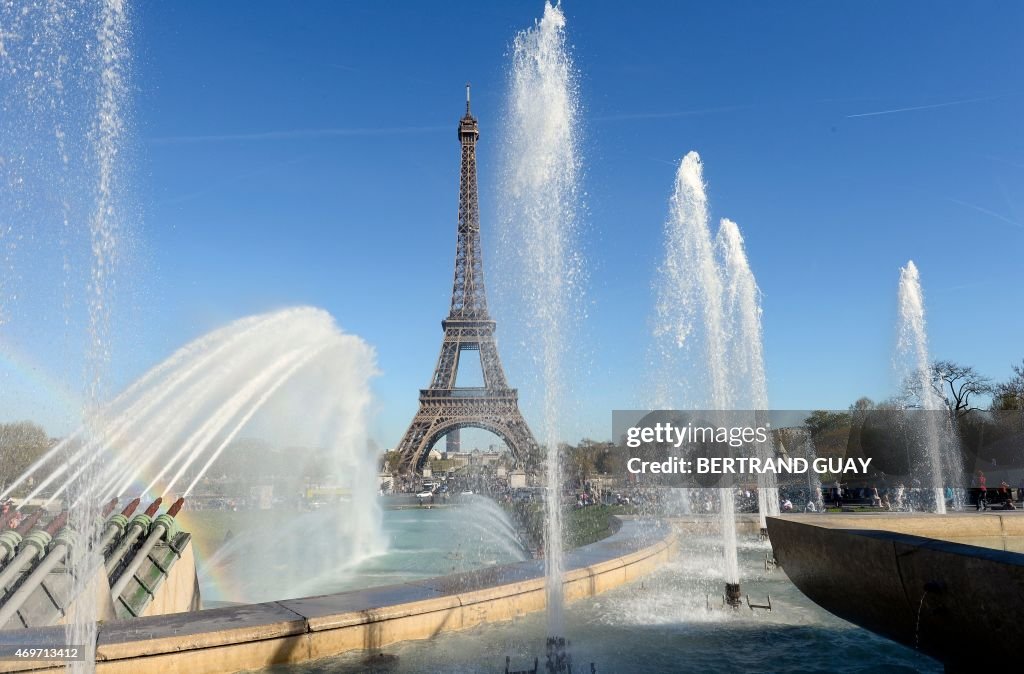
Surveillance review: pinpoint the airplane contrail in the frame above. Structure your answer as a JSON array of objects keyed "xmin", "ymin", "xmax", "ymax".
[
  {"xmin": 846, "ymin": 94, "xmax": 1006, "ymax": 118},
  {"xmin": 947, "ymin": 197, "xmax": 1024, "ymax": 230}
]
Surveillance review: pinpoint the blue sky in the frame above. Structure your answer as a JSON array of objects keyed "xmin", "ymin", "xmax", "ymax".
[{"xmin": 3, "ymin": 1, "xmax": 1023, "ymax": 449}]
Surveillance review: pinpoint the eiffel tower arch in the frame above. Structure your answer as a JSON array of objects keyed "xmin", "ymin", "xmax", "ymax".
[{"xmin": 394, "ymin": 86, "xmax": 538, "ymax": 474}]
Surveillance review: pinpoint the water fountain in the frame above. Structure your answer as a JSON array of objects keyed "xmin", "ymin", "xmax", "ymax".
[
  {"xmin": 0, "ymin": 307, "xmax": 385, "ymax": 665},
  {"xmin": 895, "ymin": 261, "xmax": 961, "ymax": 513},
  {"xmin": 799, "ymin": 432, "xmax": 825, "ymax": 512},
  {"xmin": 500, "ymin": 0, "xmax": 583, "ymax": 644},
  {"xmin": 718, "ymin": 219, "xmax": 779, "ymax": 532},
  {"xmin": 653, "ymin": 151, "xmax": 739, "ymax": 596},
  {"xmin": 0, "ymin": 2, "xmax": 996, "ymax": 671}
]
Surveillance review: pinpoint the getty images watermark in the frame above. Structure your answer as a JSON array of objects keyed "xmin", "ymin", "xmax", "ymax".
[
  {"xmin": 623, "ymin": 420, "xmax": 870, "ymax": 475},
  {"xmin": 609, "ymin": 409, "xmax": 1024, "ymax": 488}
]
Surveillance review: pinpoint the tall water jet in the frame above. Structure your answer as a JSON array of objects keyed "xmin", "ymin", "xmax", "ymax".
[
  {"xmin": 500, "ymin": 0, "xmax": 584, "ymax": 638},
  {"xmin": 801, "ymin": 431, "xmax": 825, "ymax": 512},
  {"xmin": 73, "ymin": 2, "xmax": 132, "ymax": 665},
  {"xmin": 652, "ymin": 152, "xmax": 738, "ymax": 586},
  {"xmin": 718, "ymin": 219, "xmax": 778, "ymax": 530},
  {"xmin": 0, "ymin": 0, "xmax": 133, "ymax": 666},
  {"xmin": 896, "ymin": 261, "xmax": 957, "ymax": 514}
]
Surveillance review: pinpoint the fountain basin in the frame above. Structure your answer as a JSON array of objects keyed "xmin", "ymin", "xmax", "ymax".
[
  {"xmin": 0, "ymin": 518, "xmax": 674, "ymax": 674},
  {"xmin": 767, "ymin": 513, "xmax": 1024, "ymax": 668}
]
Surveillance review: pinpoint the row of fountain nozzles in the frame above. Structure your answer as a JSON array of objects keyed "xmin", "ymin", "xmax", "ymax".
[
  {"xmin": 0, "ymin": 496, "xmax": 185, "ymax": 626},
  {"xmin": 0, "ymin": 495, "xmax": 187, "ymax": 569}
]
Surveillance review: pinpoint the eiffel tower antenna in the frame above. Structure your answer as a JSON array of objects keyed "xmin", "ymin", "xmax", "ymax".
[{"xmin": 394, "ymin": 88, "xmax": 538, "ymax": 474}]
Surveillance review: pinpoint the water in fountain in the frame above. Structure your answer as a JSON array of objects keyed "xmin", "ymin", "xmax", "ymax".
[
  {"xmin": 653, "ymin": 151, "xmax": 738, "ymax": 584},
  {"xmin": 717, "ymin": 219, "xmax": 779, "ymax": 527},
  {"xmin": 895, "ymin": 261, "xmax": 961, "ymax": 513},
  {"xmin": 289, "ymin": 529, "xmax": 940, "ymax": 673},
  {"xmin": 500, "ymin": 0, "xmax": 584, "ymax": 638},
  {"xmin": 195, "ymin": 494, "xmax": 529, "ymax": 605}
]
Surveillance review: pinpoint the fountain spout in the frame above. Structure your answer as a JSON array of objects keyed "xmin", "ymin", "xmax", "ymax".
[
  {"xmin": 0, "ymin": 509, "xmax": 47, "ymax": 566},
  {"xmin": 0, "ymin": 511, "xmax": 67, "ymax": 594},
  {"xmin": 97, "ymin": 497, "xmax": 142, "ymax": 555},
  {"xmin": 104, "ymin": 497, "xmax": 162, "ymax": 574},
  {"xmin": 109, "ymin": 498, "xmax": 185, "ymax": 598}
]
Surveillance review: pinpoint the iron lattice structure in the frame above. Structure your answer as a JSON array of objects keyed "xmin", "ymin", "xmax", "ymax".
[{"xmin": 394, "ymin": 88, "xmax": 538, "ymax": 474}]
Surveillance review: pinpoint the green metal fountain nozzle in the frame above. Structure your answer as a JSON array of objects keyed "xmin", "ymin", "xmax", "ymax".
[
  {"xmin": 153, "ymin": 497, "xmax": 185, "ymax": 541},
  {"xmin": 21, "ymin": 529, "xmax": 54, "ymax": 560},
  {"xmin": 103, "ymin": 514, "xmax": 130, "ymax": 538},
  {"xmin": 53, "ymin": 527, "xmax": 81, "ymax": 563},
  {"xmin": 103, "ymin": 498, "xmax": 141, "ymax": 538},
  {"xmin": 126, "ymin": 513, "xmax": 154, "ymax": 536},
  {"xmin": 0, "ymin": 530, "xmax": 22, "ymax": 560},
  {"xmin": 124, "ymin": 497, "xmax": 163, "ymax": 536},
  {"xmin": 18, "ymin": 510, "xmax": 68, "ymax": 558},
  {"xmin": 0, "ymin": 509, "xmax": 46, "ymax": 560}
]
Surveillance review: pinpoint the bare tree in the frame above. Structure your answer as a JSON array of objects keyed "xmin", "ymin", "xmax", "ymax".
[{"xmin": 929, "ymin": 360, "xmax": 993, "ymax": 418}]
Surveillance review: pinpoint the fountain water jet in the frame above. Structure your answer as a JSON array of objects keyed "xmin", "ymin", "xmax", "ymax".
[
  {"xmin": 895, "ymin": 261, "xmax": 961, "ymax": 513},
  {"xmin": 718, "ymin": 219, "xmax": 779, "ymax": 529},
  {"xmin": 501, "ymin": 0, "xmax": 584, "ymax": 639},
  {"xmin": 653, "ymin": 152, "xmax": 739, "ymax": 587}
]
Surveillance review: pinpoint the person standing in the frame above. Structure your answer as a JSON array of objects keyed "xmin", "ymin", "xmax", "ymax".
[{"xmin": 975, "ymin": 471, "xmax": 988, "ymax": 511}]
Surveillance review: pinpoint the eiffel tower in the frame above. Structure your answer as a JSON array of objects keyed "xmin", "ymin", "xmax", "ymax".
[{"xmin": 394, "ymin": 86, "xmax": 538, "ymax": 474}]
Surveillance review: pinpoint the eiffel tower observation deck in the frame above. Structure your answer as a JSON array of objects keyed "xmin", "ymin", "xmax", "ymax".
[{"xmin": 394, "ymin": 86, "xmax": 538, "ymax": 474}]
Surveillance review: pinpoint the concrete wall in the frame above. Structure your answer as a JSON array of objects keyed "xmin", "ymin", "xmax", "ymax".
[
  {"xmin": 0, "ymin": 518, "xmax": 675, "ymax": 674},
  {"xmin": 670, "ymin": 513, "xmax": 763, "ymax": 536},
  {"xmin": 767, "ymin": 513, "xmax": 1024, "ymax": 668}
]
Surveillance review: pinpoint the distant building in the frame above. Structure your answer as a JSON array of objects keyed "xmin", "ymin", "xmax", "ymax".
[{"xmin": 249, "ymin": 485, "xmax": 273, "ymax": 510}]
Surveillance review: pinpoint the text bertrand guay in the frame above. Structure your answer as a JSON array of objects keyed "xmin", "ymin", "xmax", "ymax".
[{"xmin": 626, "ymin": 456, "xmax": 873, "ymax": 475}]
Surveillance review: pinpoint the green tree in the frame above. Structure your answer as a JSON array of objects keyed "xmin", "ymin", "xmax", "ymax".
[
  {"xmin": 804, "ymin": 410, "xmax": 851, "ymax": 440},
  {"xmin": 0, "ymin": 421, "xmax": 52, "ymax": 491},
  {"xmin": 992, "ymin": 360, "xmax": 1024, "ymax": 411}
]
